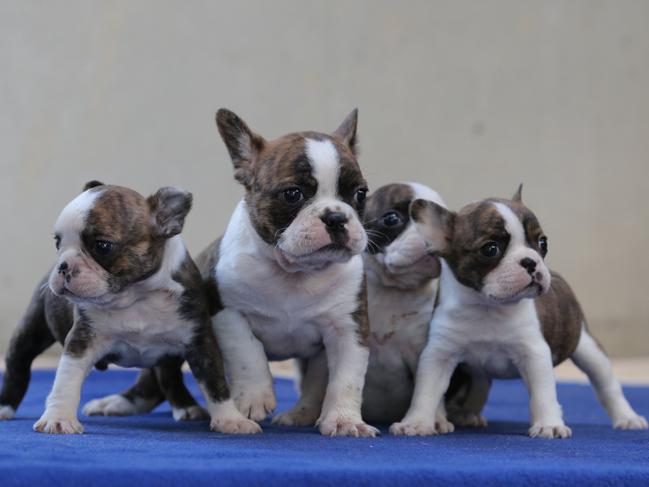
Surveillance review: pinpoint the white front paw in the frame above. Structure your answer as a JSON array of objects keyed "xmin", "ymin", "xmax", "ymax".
[
  {"xmin": 232, "ymin": 384, "xmax": 276, "ymax": 421},
  {"xmin": 390, "ymin": 416, "xmax": 451, "ymax": 436},
  {"xmin": 317, "ymin": 415, "xmax": 379, "ymax": 437},
  {"xmin": 210, "ymin": 416, "xmax": 262, "ymax": 434},
  {"xmin": 34, "ymin": 412, "xmax": 84, "ymax": 434},
  {"xmin": 172, "ymin": 405, "xmax": 209, "ymax": 422},
  {"xmin": 0, "ymin": 405, "xmax": 16, "ymax": 420},
  {"xmin": 613, "ymin": 413, "xmax": 648, "ymax": 430},
  {"xmin": 272, "ymin": 405, "xmax": 320, "ymax": 427},
  {"xmin": 528, "ymin": 422, "xmax": 572, "ymax": 439}
]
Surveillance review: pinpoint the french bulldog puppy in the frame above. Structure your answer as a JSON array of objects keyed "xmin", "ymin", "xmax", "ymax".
[
  {"xmin": 390, "ymin": 186, "xmax": 648, "ymax": 438},
  {"xmin": 0, "ymin": 182, "xmax": 259, "ymax": 434},
  {"xmin": 195, "ymin": 108, "xmax": 377, "ymax": 437}
]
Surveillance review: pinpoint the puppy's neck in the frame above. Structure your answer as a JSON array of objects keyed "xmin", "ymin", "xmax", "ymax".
[
  {"xmin": 363, "ymin": 253, "xmax": 434, "ymax": 293},
  {"xmin": 437, "ymin": 259, "xmax": 530, "ymax": 317}
]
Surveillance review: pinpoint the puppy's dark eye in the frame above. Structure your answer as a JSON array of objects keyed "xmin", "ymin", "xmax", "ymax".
[
  {"xmin": 282, "ymin": 187, "xmax": 303, "ymax": 204},
  {"xmin": 54, "ymin": 235, "xmax": 61, "ymax": 250},
  {"xmin": 94, "ymin": 240, "xmax": 114, "ymax": 255},
  {"xmin": 354, "ymin": 188, "xmax": 367, "ymax": 206},
  {"xmin": 380, "ymin": 211, "xmax": 402, "ymax": 228},
  {"xmin": 480, "ymin": 241, "xmax": 501, "ymax": 258},
  {"xmin": 539, "ymin": 236, "xmax": 548, "ymax": 255}
]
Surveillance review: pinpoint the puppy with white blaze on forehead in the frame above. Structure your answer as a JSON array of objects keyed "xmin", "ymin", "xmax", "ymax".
[
  {"xmin": 390, "ymin": 186, "xmax": 647, "ymax": 439},
  {"xmin": 194, "ymin": 108, "xmax": 377, "ymax": 436},
  {"xmin": 0, "ymin": 182, "xmax": 259, "ymax": 435}
]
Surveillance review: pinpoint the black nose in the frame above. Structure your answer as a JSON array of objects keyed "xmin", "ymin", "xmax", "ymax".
[
  {"xmin": 520, "ymin": 257, "xmax": 537, "ymax": 274},
  {"xmin": 321, "ymin": 211, "xmax": 348, "ymax": 231},
  {"xmin": 58, "ymin": 262, "xmax": 68, "ymax": 274}
]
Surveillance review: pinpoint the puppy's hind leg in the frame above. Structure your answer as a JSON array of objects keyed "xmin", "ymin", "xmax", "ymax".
[
  {"xmin": 83, "ymin": 368, "xmax": 165, "ymax": 417},
  {"xmin": 154, "ymin": 357, "xmax": 208, "ymax": 421},
  {"xmin": 273, "ymin": 350, "xmax": 327, "ymax": 427},
  {"xmin": 446, "ymin": 367, "xmax": 491, "ymax": 428},
  {"xmin": 571, "ymin": 325, "xmax": 647, "ymax": 430},
  {"xmin": 0, "ymin": 287, "xmax": 55, "ymax": 419}
]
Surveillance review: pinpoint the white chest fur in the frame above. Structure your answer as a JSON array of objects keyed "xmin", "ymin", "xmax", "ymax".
[
  {"xmin": 216, "ymin": 201, "xmax": 364, "ymax": 360},
  {"xmin": 432, "ymin": 265, "xmax": 544, "ymax": 379},
  {"xmin": 83, "ymin": 289, "xmax": 193, "ymax": 368}
]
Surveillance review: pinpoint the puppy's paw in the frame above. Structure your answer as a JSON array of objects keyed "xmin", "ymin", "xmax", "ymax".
[
  {"xmin": 435, "ymin": 415, "xmax": 456, "ymax": 434},
  {"xmin": 232, "ymin": 386, "xmax": 276, "ymax": 422},
  {"xmin": 317, "ymin": 416, "xmax": 379, "ymax": 437},
  {"xmin": 172, "ymin": 405, "xmax": 209, "ymax": 422},
  {"xmin": 449, "ymin": 411, "xmax": 488, "ymax": 428},
  {"xmin": 613, "ymin": 413, "xmax": 648, "ymax": 430},
  {"xmin": 390, "ymin": 418, "xmax": 439, "ymax": 436},
  {"xmin": 0, "ymin": 405, "xmax": 16, "ymax": 420},
  {"xmin": 528, "ymin": 423, "xmax": 572, "ymax": 439},
  {"xmin": 272, "ymin": 405, "xmax": 319, "ymax": 427},
  {"xmin": 33, "ymin": 414, "xmax": 83, "ymax": 434},
  {"xmin": 210, "ymin": 417, "xmax": 262, "ymax": 434},
  {"xmin": 83, "ymin": 394, "xmax": 155, "ymax": 417}
]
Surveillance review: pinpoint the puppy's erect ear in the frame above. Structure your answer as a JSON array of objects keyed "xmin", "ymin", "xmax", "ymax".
[
  {"xmin": 148, "ymin": 187, "xmax": 193, "ymax": 238},
  {"xmin": 83, "ymin": 180, "xmax": 104, "ymax": 192},
  {"xmin": 333, "ymin": 108, "xmax": 358, "ymax": 155},
  {"xmin": 410, "ymin": 199, "xmax": 455, "ymax": 255},
  {"xmin": 215, "ymin": 109, "xmax": 265, "ymax": 188},
  {"xmin": 512, "ymin": 183, "xmax": 523, "ymax": 203}
]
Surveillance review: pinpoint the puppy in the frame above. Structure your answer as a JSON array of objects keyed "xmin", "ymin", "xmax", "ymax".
[
  {"xmin": 391, "ymin": 186, "xmax": 648, "ymax": 438},
  {"xmin": 1, "ymin": 182, "xmax": 259, "ymax": 434},
  {"xmin": 195, "ymin": 109, "xmax": 377, "ymax": 437}
]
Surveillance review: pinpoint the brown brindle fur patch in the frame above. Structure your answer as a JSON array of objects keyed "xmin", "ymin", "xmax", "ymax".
[
  {"xmin": 352, "ymin": 275, "xmax": 370, "ymax": 347},
  {"xmin": 194, "ymin": 237, "xmax": 223, "ymax": 316},
  {"xmin": 363, "ymin": 183, "xmax": 415, "ymax": 254},
  {"xmin": 83, "ymin": 186, "xmax": 167, "ymax": 292}
]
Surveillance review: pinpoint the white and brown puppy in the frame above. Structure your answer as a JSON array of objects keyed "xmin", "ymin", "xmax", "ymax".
[
  {"xmin": 9, "ymin": 182, "xmax": 259, "ymax": 434},
  {"xmin": 195, "ymin": 109, "xmax": 377, "ymax": 437},
  {"xmin": 391, "ymin": 187, "xmax": 648, "ymax": 439}
]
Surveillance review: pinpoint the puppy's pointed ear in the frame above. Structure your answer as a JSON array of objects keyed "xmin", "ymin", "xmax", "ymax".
[
  {"xmin": 410, "ymin": 199, "xmax": 455, "ymax": 255},
  {"xmin": 512, "ymin": 183, "xmax": 523, "ymax": 203},
  {"xmin": 83, "ymin": 180, "xmax": 104, "ymax": 192},
  {"xmin": 148, "ymin": 187, "xmax": 193, "ymax": 238},
  {"xmin": 333, "ymin": 108, "xmax": 358, "ymax": 155},
  {"xmin": 215, "ymin": 109, "xmax": 265, "ymax": 188}
]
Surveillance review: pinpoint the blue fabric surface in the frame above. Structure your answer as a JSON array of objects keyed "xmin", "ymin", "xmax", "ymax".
[{"xmin": 1, "ymin": 369, "xmax": 648, "ymax": 486}]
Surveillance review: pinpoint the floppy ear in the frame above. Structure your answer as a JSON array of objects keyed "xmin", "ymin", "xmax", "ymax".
[
  {"xmin": 512, "ymin": 183, "xmax": 523, "ymax": 203},
  {"xmin": 82, "ymin": 180, "xmax": 104, "ymax": 192},
  {"xmin": 215, "ymin": 109, "xmax": 266, "ymax": 188},
  {"xmin": 333, "ymin": 108, "xmax": 358, "ymax": 155},
  {"xmin": 409, "ymin": 199, "xmax": 455, "ymax": 255},
  {"xmin": 148, "ymin": 187, "xmax": 193, "ymax": 238}
]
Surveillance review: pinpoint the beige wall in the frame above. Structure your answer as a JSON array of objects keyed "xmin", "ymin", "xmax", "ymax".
[{"xmin": 1, "ymin": 1, "xmax": 648, "ymax": 357}]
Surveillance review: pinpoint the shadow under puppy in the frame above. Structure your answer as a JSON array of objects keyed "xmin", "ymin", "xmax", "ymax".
[
  {"xmin": 390, "ymin": 186, "xmax": 648, "ymax": 438},
  {"xmin": 0, "ymin": 182, "xmax": 259, "ymax": 434}
]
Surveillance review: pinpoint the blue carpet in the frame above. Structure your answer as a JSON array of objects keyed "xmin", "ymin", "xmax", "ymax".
[{"xmin": 0, "ymin": 369, "xmax": 648, "ymax": 486}]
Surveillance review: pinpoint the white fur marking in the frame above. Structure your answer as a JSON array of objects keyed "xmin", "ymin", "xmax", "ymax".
[{"xmin": 306, "ymin": 139, "xmax": 340, "ymax": 198}]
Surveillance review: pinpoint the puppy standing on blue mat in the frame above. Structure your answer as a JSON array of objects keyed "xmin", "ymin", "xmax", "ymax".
[
  {"xmin": 0, "ymin": 183, "xmax": 260, "ymax": 434},
  {"xmin": 390, "ymin": 186, "xmax": 647, "ymax": 438}
]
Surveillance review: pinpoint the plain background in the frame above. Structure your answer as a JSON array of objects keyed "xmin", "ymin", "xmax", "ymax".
[{"xmin": 1, "ymin": 1, "xmax": 647, "ymax": 357}]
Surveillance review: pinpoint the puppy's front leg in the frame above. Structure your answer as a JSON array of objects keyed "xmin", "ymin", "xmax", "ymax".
[
  {"xmin": 390, "ymin": 339, "xmax": 458, "ymax": 436},
  {"xmin": 516, "ymin": 342, "xmax": 572, "ymax": 439},
  {"xmin": 185, "ymin": 322, "xmax": 261, "ymax": 434},
  {"xmin": 211, "ymin": 309, "xmax": 276, "ymax": 421},
  {"xmin": 317, "ymin": 317, "xmax": 378, "ymax": 437},
  {"xmin": 34, "ymin": 321, "xmax": 107, "ymax": 434}
]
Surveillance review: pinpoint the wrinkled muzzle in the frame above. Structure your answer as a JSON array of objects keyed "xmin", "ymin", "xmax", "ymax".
[
  {"xmin": 481, "ymin": 247, "xmax": 551, "ymax": 304},
  {"xmin": 275, "ymin": 199, "xmax": 367, "ymax": 271},
  {"xmin": 49, "ymin": 249, "xmax": 112, "ymax": 304}
]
